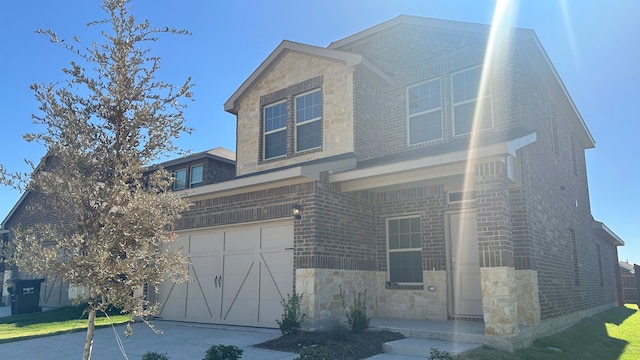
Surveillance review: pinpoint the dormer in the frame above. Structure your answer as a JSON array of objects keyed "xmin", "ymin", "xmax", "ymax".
[{"xmin": 225, "ymin": 40, "xmax": 390, "ymax": 177}]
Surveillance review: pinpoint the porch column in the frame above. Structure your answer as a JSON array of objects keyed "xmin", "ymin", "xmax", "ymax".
[{"xmin": 474, "ymin": 160, "xmax": 518, "ymax": 336}]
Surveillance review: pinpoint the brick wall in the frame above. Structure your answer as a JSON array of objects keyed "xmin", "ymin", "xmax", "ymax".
[
  {"xmin": 337, "ymin": 24, "xmax": 525, "ymax": 159},
  {"xmin": 374, "ymin": 185, "xmax": 448, "ymax": 273},
  {"xmin": 515, "ymin": 54, "xmax": 617, "ymax": 319},
  {"xmin": 353, "ymin": 71, "xmax": 383, "ymax": 161}
]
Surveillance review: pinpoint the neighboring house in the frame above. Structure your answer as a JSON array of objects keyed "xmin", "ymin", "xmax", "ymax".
[
  {"xmin": 620, "ymin": 261, "xmax": 639, "ymax": 304},
  {"xmin": 1, "ymin": 15, "xmax": 626, "ymax": 350},
  {"xmin": 0, "ymin": 147, "xmax": 235, "ymax": 308}
]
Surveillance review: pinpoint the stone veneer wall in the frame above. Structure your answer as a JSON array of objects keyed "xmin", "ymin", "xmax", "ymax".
[
  {"xmin": 295, "ymin": 269, "xmax": 449, "ymax": 328},
  {"xmin": 296, "ymin": 268, "xmax": 377, "ymax": 329},
  {"xmin": 377, "ymin": 271, "xmax": 448, "ymax": 321},
  {"xmin": 235, "ymin": 51, "xmax": 355, "ymax": 177},
  {"xmin": 515, "ymin": 269, "xmax": 541, "ymax": 325}
]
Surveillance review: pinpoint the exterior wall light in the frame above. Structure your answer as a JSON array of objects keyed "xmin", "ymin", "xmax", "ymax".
[{"xmin": 292, "ymin": 204, "xmax": 302, "ymax": 220}]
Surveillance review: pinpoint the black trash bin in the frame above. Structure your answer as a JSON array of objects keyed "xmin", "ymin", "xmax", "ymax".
[{"xmin": 7, "ymin": 279, "xmax": 45, "ymax": 315}]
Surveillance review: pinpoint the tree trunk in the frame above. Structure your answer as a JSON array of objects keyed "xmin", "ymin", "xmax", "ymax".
[{"xmin": 83, "ymin": 308, "xmax": 97, "ymax": 360}]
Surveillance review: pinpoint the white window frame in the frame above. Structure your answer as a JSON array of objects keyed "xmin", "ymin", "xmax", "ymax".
[
  {"xmin": 451, "ymin": 66, "xmax": 493, "ymax": 136},
  {"xmin": 263, "ymin": 100, "xmax": 288, "ymax": 160},
  {"xmin": 294, "ymin": 89, "xmax": 323, "ymax": 153},
  {"xmin": 190, "ymin": 164, "xmax": 204, "ymax": 187},
  {"xmin": 406, "ymin": 78, "xmax": 442, "ymax": 145},
  {"xmin": 386, "ymin": 215, "xmax": 423, "ymax": 285},
  {"xmin": 173, "ymin": 168, "xmax": 187, "ymax": 190}
]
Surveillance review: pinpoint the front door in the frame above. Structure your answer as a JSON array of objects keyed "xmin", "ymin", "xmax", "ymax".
[{"xmin": 447, "ymin": 211, "xmax": 483, "ymax": 317}]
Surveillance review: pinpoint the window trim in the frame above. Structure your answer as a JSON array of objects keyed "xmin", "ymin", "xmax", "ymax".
[
  {"xmin": 386, "ymin": 215, "xmax": 424, "ymax": 285},
  {"xmin": 406, "ymin": 78, "xmax": 443, "ymax": 145},
  {"xmin": 173, "ymin": 168, "xmax": 187, "ymax": 190},
  {"xmin": 451, "ymin": 65, "xmax": 493, "ymax": 136},
  {"xmin": 294, "ymin": 89, "xmax": 323, "ymax": 153},
  {"xmin": 263, "ymin": 100, "xmax": 288, "ymax": 160},
  {"xmin": 189, "ymin": 164, "xmax": 204, "ymax": 187}
]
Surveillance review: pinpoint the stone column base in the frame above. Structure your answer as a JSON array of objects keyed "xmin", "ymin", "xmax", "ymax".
[{"xmin": 481, "ymin": 267, "xmax": 519, "ymax": 336}]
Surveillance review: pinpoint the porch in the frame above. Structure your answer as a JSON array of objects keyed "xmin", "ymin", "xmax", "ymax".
[{"xmin": 370, "ymin": 317, "xmax": 537, "ymax": 352}]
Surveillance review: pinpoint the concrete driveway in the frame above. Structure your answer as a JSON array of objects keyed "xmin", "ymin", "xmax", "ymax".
[{"xmin": 0, "ymin": 307, "xmax": 298, "ymax": 360}]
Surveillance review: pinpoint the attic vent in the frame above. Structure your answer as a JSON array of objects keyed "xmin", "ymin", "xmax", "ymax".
[{"xmin": 447, "ymin": 191, "xmax": 475, "ymax": 204}]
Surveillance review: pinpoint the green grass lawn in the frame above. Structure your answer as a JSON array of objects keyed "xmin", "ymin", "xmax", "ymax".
[
  {"xmin": 0, "ymin": 305, "xmax": 130, "ymax": 343},
  {"xmin": 459, "ymin": 304, "xmax": 640, "ymax": 360}
]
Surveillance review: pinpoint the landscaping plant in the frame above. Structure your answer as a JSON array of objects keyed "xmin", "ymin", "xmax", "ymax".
[
  {"xmin": 0, "ymin": 0, "xmax": 192, "ymax": 359},
  {"xmin": 339, "ymin": 286, "xmax": 370, "ymax": 333},
  {"xmin": 203, "ymin": 344, "xmax": 243, "ymax": 360},
  {"xmin": 141, "ymin": 351, "xmax": 170, "ymax": 360},
  {"xmin": 276, "ymin": 292, "xmax": 306, "ymax": 335}
]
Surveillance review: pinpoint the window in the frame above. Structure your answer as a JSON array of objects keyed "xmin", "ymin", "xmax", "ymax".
[
  {"xmin": 173, "ymin": 168, "xmax": 187, "ymax": 190},
  {"xmin": 569, "ymin": 229, "xmax": 580, "ymax": 286},
  {"xmin": 550, "ymin": 104, "xmax": 560, "ymax": 156},
  {"xmin": 407, "ymin": 79, "xmax": 442, "ymax": 144},
  {"xmin": 190, "ymin": 165, "xmax": 203, "ymax": 187},
  {"xmin": 387, "ymin": 217, "xmax": 423, "ymax": 283},
  {"xmin": 447, "ymin": 190, "xmax": 476, "ymax": 204},
  {"xmin": 452, "ymin": 66, "xmax": 492, "ymax": 135},
  {"xmin": 596, "ymin": 244, "xmax": 604, "ymax": 286},
  {"xmin": 570, "ymin": 135, "xmax": 578, "ymax": 176},
  {"xmin": 264, "ymin": 101, "xmax": 288, "ymax": 159},
  {"xmin": 295, "ymin": 90, "xmax": 322, "ymax": 152}
]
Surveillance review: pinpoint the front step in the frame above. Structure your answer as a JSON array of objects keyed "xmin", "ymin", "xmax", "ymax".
[{"xmin": 382, "ymin": 338, "xmax": 482, "ymax": 358}]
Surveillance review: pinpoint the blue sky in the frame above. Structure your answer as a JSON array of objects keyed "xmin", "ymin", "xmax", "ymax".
[{"xmin": 0, "ymin": 0, "xmax": 638, "ymax": 263}]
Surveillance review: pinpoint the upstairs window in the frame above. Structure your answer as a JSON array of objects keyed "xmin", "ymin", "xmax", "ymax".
[
  {"xmin": 387, "ymin": 217, "xmax": 423, "ymax": 284},
  {"xmin": 295, "ymin": 90, "xmax": 323, "ymax": 152},
  {"xmin": 452, "ymin": 66, "xmax": 492, "ymax": 136},
  {"xmin": 263, "ymin": 101, "xmax": 288, "ymax": 159},
  {"xmin": 407, "ymin": 78, "xmax": 442, "ymax": 144},
  {"xmin": 190, "ymin": 165, "xmax": 203, "ymax": 187},
  {"xmin": 570, "ymin": 135, "xmax": 578, "ymax": 176},
  {"xmin": 173, "ymin": 168, "xmax": 187, "ymax": 190}
]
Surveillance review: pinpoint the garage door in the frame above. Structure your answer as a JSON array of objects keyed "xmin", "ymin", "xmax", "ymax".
[{"xmin": 157, "ymin": 221, "xmax": 294, "ymax": 327}]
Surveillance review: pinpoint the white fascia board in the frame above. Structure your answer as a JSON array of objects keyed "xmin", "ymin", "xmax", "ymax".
[
  {"xmin": 177, "ymin": 166, "xmax": 310, "ymax": 200},
  {"xmin": 593, "ymin": 220, "xmax": 625, "ymax": 246},
  {"xmin": 528, "ymin": 36, "xmax": 595, "ymax": 147},
  {"xmin": 180, "ymin": 156, "xmax": 357, "ymax": 201},
  {"xmin": 330, "ymin": 133, "xmax": 536, "ymax": 185}
]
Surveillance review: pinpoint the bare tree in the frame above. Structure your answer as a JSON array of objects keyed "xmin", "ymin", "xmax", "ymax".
[{"xmin": 0, "ymin": 1, "xmax": 193, "ymax": 358}]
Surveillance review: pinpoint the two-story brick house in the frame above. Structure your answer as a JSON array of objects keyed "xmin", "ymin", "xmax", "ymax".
[
  {"xmin": 155, "ymin": 15, "xmax": 624, "ymax": 349},
  {"xmin": 1, "ymin": 15, "xmax": 624, "ymax": 350}
]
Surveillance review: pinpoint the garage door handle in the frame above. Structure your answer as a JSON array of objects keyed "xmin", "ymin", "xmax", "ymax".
[
  {"xmin": 214, "ymin": 276, "xmax": 219, "ymax": 288},
  {"xmin": 214, "ymin": 275, "xmax": 223, "ymax": 288}
]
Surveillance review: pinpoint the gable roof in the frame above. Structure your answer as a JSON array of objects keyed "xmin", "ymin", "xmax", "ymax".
[
  {"xmin": 329, "ymin": 15, "xmax": 517, "ymax": 49},
  {"xmin": 328, "ymin": 14, "xmax": 595, "ymax": 148},
  {"xmin": 224, "ymin": 40, "xmax": 391, "ymax": 114}
]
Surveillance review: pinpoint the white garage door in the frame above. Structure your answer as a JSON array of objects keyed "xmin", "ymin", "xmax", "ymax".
[{"xmin": 157, "ymin": 221, "xmax": 294, "ymax": 327}]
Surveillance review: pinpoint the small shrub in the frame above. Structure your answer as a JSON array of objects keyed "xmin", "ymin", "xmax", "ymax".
[
  {"xmin": 339, "ymin": 285, "xmax": 370, "ymax": 333},
  {"xmin": 203, "ymin": 344, "xmax": 243, "ymax": 360},
  {"xmin": 276, "ymin": 292, "xmax": 306, "ymax": 335},
  {"xmin": 141, "ymin": 351, "xmax": 170, "ymax": 360},
  {"xmin": 294, "ymin": 345, "xmax": 334, "ymax": 360},
  {"xmin": 429, "ymin": 347, "xmax": 454, "ymax": 360}
]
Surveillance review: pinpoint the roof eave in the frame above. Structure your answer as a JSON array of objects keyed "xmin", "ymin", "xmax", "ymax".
[
  {"xmin": 224, "ymin": 40, "xmax": 367, "ymax": 115},
  {"xmin": 526, "ymin": 35, "xmax": 596, "ymax": 148},
  {"xmin": 593, "ymin": 220, "xmax": 624, "ymax": 246}
]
